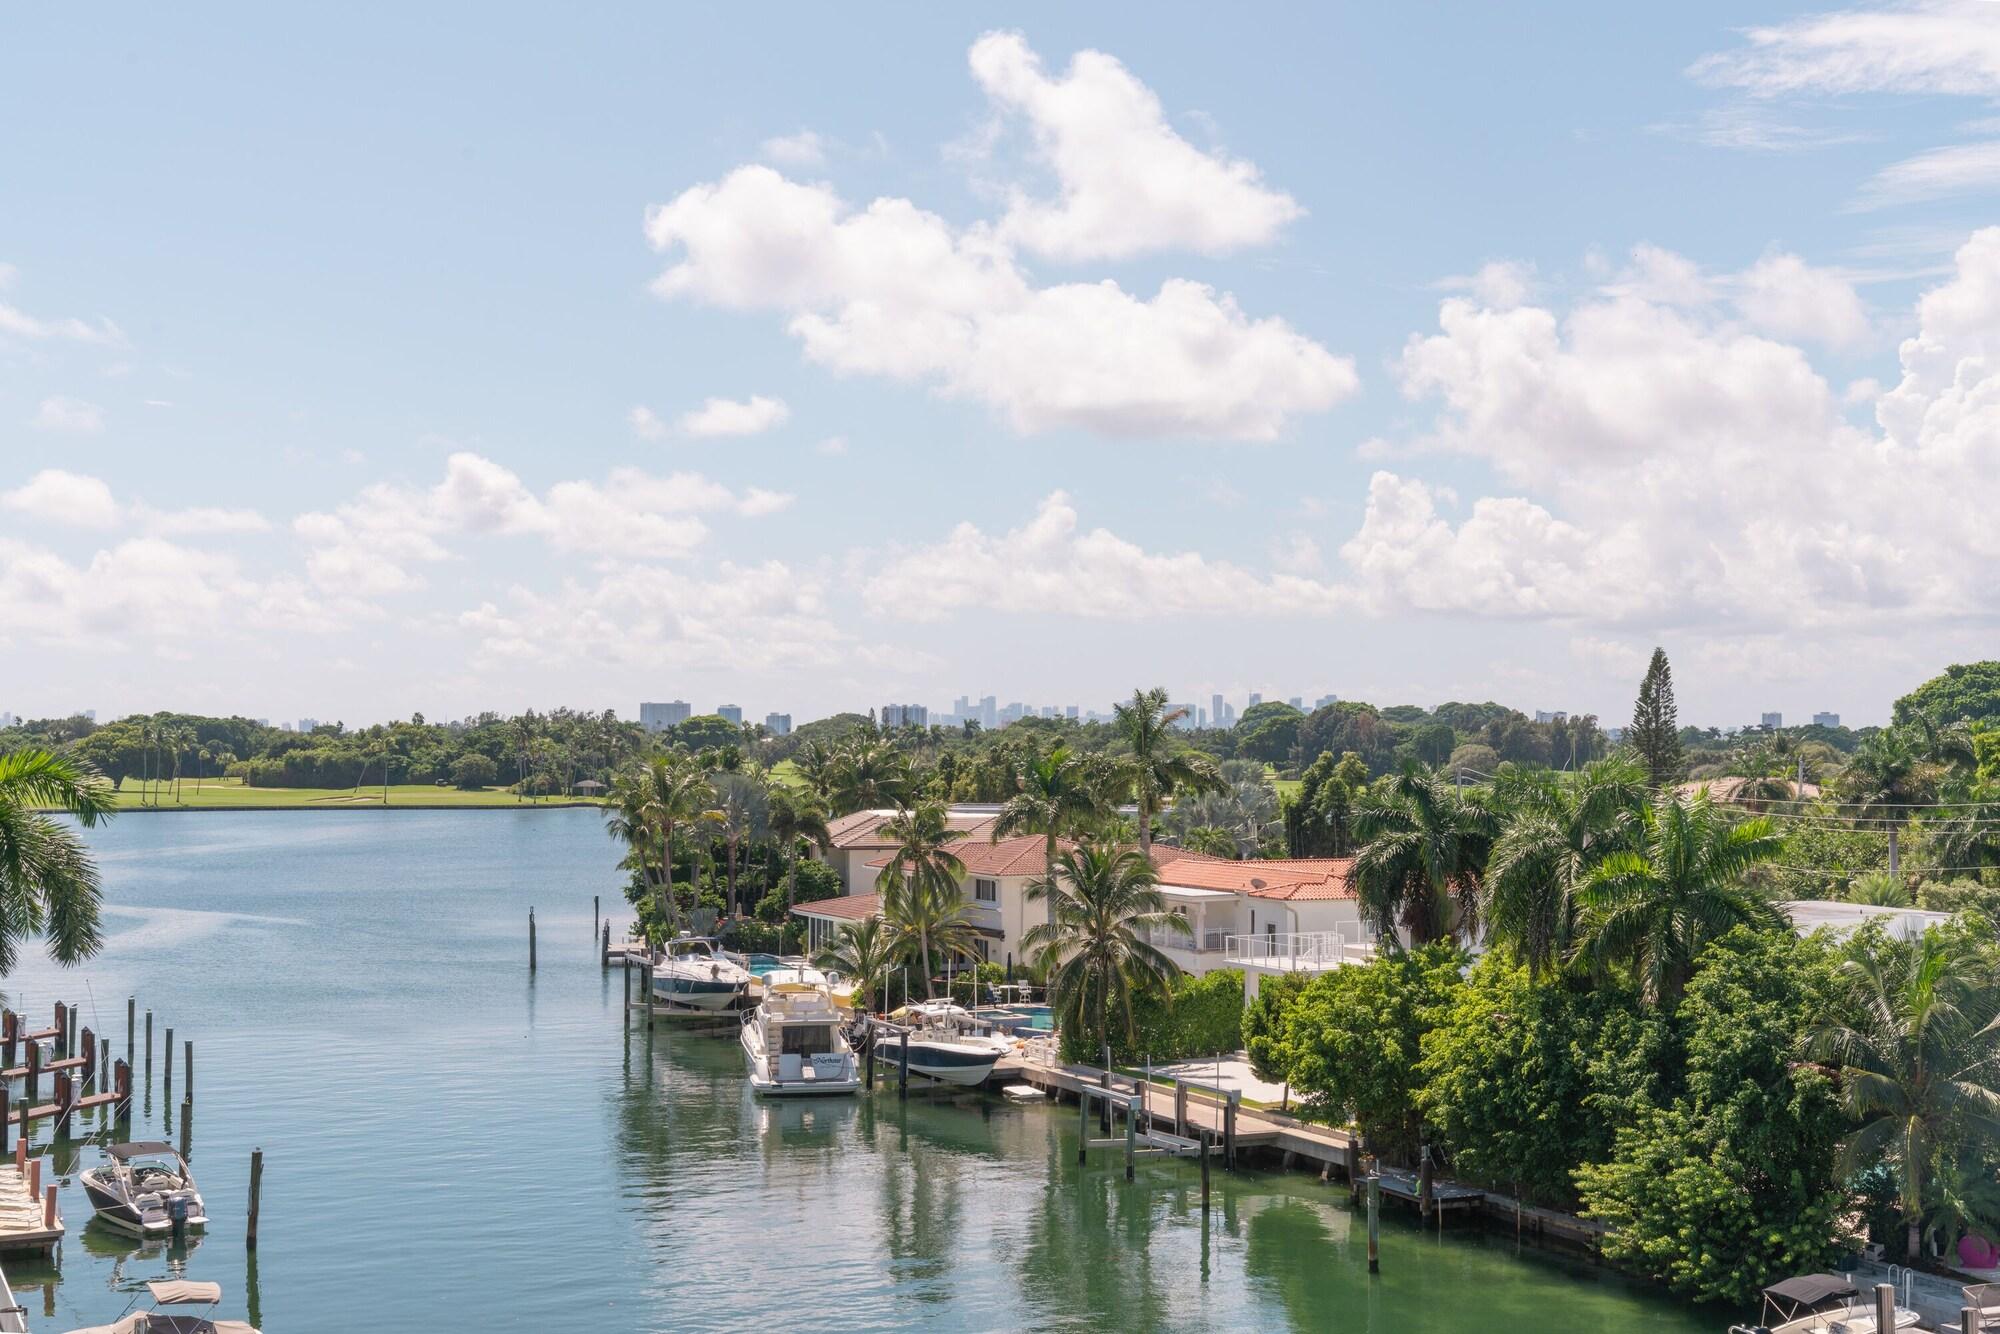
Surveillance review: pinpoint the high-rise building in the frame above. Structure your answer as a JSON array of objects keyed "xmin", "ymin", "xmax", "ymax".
[
  {"xmin": 640, "ymin": 700, "xmax": 692, "ymax": 732},
  {"xmin": 0, "ymin": 712, "xmax": 15, "ymax": 729},
  {"xmin": 1314, "ymin": 693, "xmax": 1338, "ymax": 710},
  {"xmin": 764, "ymin": 712, "xmax": 792, "ymax": 736},
  {"xmin": 717, "ymin": 704, "xmax": 743, "ymax": 725},
  {"xmin": 979, "ymin": 696, "xmax": 998, "ymax": 729},
  {"xmin": 1287, "ymin": 696, "xmax": 1302, "ymax": 710},
  {"xmin": 1210, "ymin": 693, "xmax": 1224, "ymax": 729},
  {"xmin": 1247, "ymin": 692, "xmax": 1262, "ymax": 710},
  {"xmin": 954, "ymin": 695, "xmax": 973, "ymax": 721},
  {"xmin": 1065, "ymin": 705, "xmax": 1079, "ymax": 721},
  {"xmin": 298, "ymin": 717, "xmax": 321, "ymax": 732},
  {"xmin": 881, "ymin": 703, "xmax": 927, "ymax": 729},
  {"xmin": 1534, "ymin": 710, "xmax": 1568, "ymax": 724},
  {"xmin": 1760, "ymin": 711, "xmax": 1783, "ymax": 729},
  {"xmin": 1813, "ymin": 711, "xmax": 1840, "ymax": 728}
]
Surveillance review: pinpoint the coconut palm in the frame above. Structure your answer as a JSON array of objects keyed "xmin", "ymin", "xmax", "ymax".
[
  {"xmin": 604, "ymin": 756, "xmax": 715, "ymax": 943},
  {"xmin": 709, "ymin": 769, "xmax": 769, "ymax": 919},
  {"xmin": 1351, "ymin": 764, "xmax": 1496, "ymax": 949},
  {"xmin": 828, "ymin": 738, "xmax": 911, "ymax": 817},
  {"xmin": 1022, "ymin": 842, "xmax": 1186, "ymax": 1058},
  {"xmin": 1112, "ymin": 687, "xmax": 1222, "ymax": 854},
  {"xmin": 1483, "ymin": 755, "xmax": 1649, "ymax": 977},
  {"xmin": 813, "ymin": 916, "xmax": 898, "ymax": 1013},
  {"xmin": 768, "ymin": 786, "xmax": 832, "ymax": 911},
  {"xmin": 1575, "ymin": 791, "xmax": 1785, "ymax": 1007},
  {"xmin": 1810, "ymin": 928, "xmax": 2000, "ymax": 1262},
  {"xmin": 874, "ymin": 800, "xmax": 973, "ymax": 998},
  {"xmin": 0, "ymin": 747, "xmax": 112, "ymax": 970},
  {"xmin": 1839, "ymin": 727, "xmax": 1940, "ymax": 879},
  {"xmin": 992, "ymin": 745, "xmax": 1109, "ymax": 927},
  {"xmin": 1925, "ymin": 779, "xmax": 2000, "ymax": 879}
]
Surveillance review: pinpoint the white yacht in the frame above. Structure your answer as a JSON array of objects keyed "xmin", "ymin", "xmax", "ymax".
[
  {"xmin": 740, "ymin": 967, "xmax": 860, "ymax": 1096},
  {"xmin": 79, "ymin": 1141, "xmax": 206, "ymax": 1238},
  {"xmin": 650, "ymin": 936, "xmax": 751, "ymax": 1012},
  {"xmin": 1730, "ymin": 1273, "xmax": 1919, "ymax": 1333},
  {"xmin": 886, "ymin": 1001, "xmax": 1015, "ymax": 1087}
]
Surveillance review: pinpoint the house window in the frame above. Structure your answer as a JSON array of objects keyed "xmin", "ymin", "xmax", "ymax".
[{"xmin": 974, "ymin": 878, "xmax": 998, "ymax": 903}]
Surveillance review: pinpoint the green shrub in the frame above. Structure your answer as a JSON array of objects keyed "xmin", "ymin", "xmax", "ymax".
[
  {"xmin": 1105, "ymin": 968, "xmax": 1245, "ymax": 1065},
  {"xmin": 451, "ymin": 753, "xmax": 499, "ymax": 789}
]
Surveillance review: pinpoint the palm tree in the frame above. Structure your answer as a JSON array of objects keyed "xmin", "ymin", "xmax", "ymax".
[
  {"xmin": 1575, "ymin": 791, "xmax": 1785, "ymax": 1007},
  {"xmin": 709, "ymin": 769, "xmax": 770, "ymax": 919},
  {"xmin": 1927, "ymin": 779, "xmax": 2000, "ymax": 878},
  {"xmin": 1351, "ymin": 764, "xmax": 1496, "ymax": 949},
  {"xmin": 0, "ymin": 747, "xmax": 111, "ymax": 970},
  {"xmin": 1483, "ymin": 756, "xmax": 1648, "ymax": 977},
  {"xmin": 768, "ymin": 786, "xmax": 832, "ymax": 912},
  {"xmin": 1021, "ymin": 842, "xmax": 1186, "ymax": 1058},
  {"xmin": 829, "ymin": 738, "xmax": 911, "ymax": 816},
  {"xmin": 792, "ymin": 740, "xmax": 836, "ymax": 805},
  {"xmin": 1810, "ymin": 928, "xmax": 2000, "ymax": 1262},
  {"xmin": 874, "ymin": 800, "xmax": 973, "ymax": 998},
  {"xmin": 813, "ymin": 916, "xmax": 898, "ymax": 1013},
  {"xmin": 604, "ymin": 756, "xmax": 714, "ymax": 943},
  {"xmin": 1111, "ymin": 687, "xmax": 1222, "ymax": 854},
  {"xmin": 1839, "ymin": 727, "xmax": 1939, "ymax": 879},
  {"xmin": 992, "ymin": 745, "xmax": 1108, "ymax": 927}
]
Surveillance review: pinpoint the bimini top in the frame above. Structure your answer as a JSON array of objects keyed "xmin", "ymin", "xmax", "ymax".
[
  {"xmin": 148, "ymin": 1280, "xmax": 223, "ymax": 1305},
  {"xmin": 1763, "ymin": 1273, "xmax": 1858, "ymax": 1312},
  {"xmin": 106, "ymin": 1141, "xmax": 176, "ymax": 1160}
]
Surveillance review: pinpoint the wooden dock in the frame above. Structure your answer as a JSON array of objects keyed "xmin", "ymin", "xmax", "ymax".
[{"xmin": 0, "ymin": 1156, "xmax": 61, "ymax": 1254}]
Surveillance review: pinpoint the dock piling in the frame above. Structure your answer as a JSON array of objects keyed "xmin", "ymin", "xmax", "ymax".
[
  {"xmin": 1200, "ymin": 1129, "xmax": 1211, "ymax": 1212},
  {"xmin": 114, "ymin": 1060, "xmax": 131, "ymax": 1121},
  {"xmin": 126, "ymin": 996, "xmax": 135, "ymax": 1067},
  {"xmin": 529, "ymin": 908, "xmax": 537, "ymax": 972},
  {"xmin": 1078, "ymin": 1089, "xmax": 1089, "ymax": 1165},
  {"xmin": 1964, "ymin": 1306, "xmax": 1980, "ymax": 1334},
  {"xmin": 593, "ymin": 894, "xmax": 599, "ymax": 940},
  {"xmin": 52, "ymin": 1004, "xmax": 65, "ymax": 1059},
  {"xmin": 54, "ymin": 1074, "xmax": 71, "ymax": 1139},
  {"xmin": 40, "ymin": 1185, "xmax": 54, "ymax": 1232},
  {"xmin": 163, "ymin": 1027, "xmax": 173, "ymax": 1099},
  {"xmin": 1224, "ymin": 1094, "xmax": 1237, "ymax": 1170},
  {"xmin": 246, "ymin": 1148, "xmax": 263, "ymax": 1250},
  {"xmin": 897, "ymin": 1031, "xmax": 909, "ymax": 1101},
  {"xmin": 863, "ymin": 1022, "xmax": 875, "ymax": 1091},
  {"xmin": 2, "ymin": 1010, "xmax": 15, "ymax": 1071},
  {"xmin": 184, "ymin": 1040, "xmax": 194, "ymax": 1100},
  {"xmin": 1418, "ymin": 1144, "xmax": 1433, "ymax": 1220},
  {"xmin": 24, "ymin": 1041, "xmax": 39, "ymax": 1104},
  {"xmin": 79, "ymin": 1027, "xmax": 94, "ymax": 1086},
  {"xmin": 602, "ymin": 920, "xmax": 611, "ymax": 966},
  {"xmin": 1124, "ymin": 1095, "xmax": 1136, "ymax": 1180},
  {"xmin": 145, "ymin": 1010, "xmax": 153, "ymax": 1073},
  {"xmin": 179, "ymin": 1099, "xmax": 192, "ymax": 1162},
  {"xmin": 1366, "ymin": 1172, "xmax": 1381, "ymax": 1274}
]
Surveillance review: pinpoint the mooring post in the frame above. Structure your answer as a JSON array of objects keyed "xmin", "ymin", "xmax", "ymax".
[
  {"xmin": 2, "ymin": 1010, "xmax": 15, "ymax": 1071},
  {"xmin": 1964, "ymin": 1305, "xmax": 1980, "ymax": 1334},
  {"xmin": 1078, "ymin": 1090, "xmax": 1089, "ymax": 1165},
  {"xmin": 66, "ymin": 1004, "xmax": 76, "ymax": 1057},
  {"xmin": 897, "ymin": 1030, "xmax": 909, "ymax": 1101},
  {"xmin": 246, "ymin": 1147, "xmax": 263, "ymax": 1250},
  {"xmin": 593, "ymin": 894, "xmax": 599, "ymax": 941},
  {"xmin": 1367, "ymin": 1172, "xmax": 1381, "ymax": 1274},
  {"xmin": 180, "ymin": 1099, "xmax": 192, "ymax": 1162},
  {"xmin": 52, "ymin": 1004, "xmax": 65, "ymax": 1059},
  {"xmin": 529, "ymin": 908, "xmax": 537, "ymax": 972},
  {"xmin": 1876, "ymin": 1285, "xmax": 1895, "ymax": 1332},
  {"xmin": 643, "ymin": 963, "xmax": 655, "ymax": 1030},
  {"xmin": 1224, "ymin": 1093, "xmax": 1237, "ymax": 1170},
  {"xmin": 145, "ymin": 1010, "xmax": 153, "ymax": 1071},
  {"xmin": 53, "ymin": 1074, "xmax": 70, "ymax": 1139},
  {"xmin": 41, "ymin": 1185, "xmax": 54, "ymax": 1232},
  {"xmin": 1418, "ymin": 1143, "xmax": 1433, "ymax": 1220},
  {"xmin": 79, "ymin": 1028, "xmax": 94, "ymax": 1087},
  {"xmin": 23, "ymin": 1041, "xmax": 38, "ymax": 1105},
  {"xmin": 602, "ymin": 919, "xmax": 611, "ymax": 967},
  {"xmin": 163, "ymin": 1027, "xmax": 173, "ymax": 1099},
  {"xmin": 1200, "ymin": 1128, "xmax": 1212, "ymax": 1212},
  {"xmin": 13, "ymin": 1137, "xmax": 24, "ymax": 1178},
  {"xmin": 26, "ymin": 1156, "xmax": 38, "ymax": 1203},
  {"xmin": 1124, "ymin": 1095, "xmax": 1137, "ymax": 1180},
  {"xmin": 862, "ymin": 1020, "xmax": 875, "ymax": 1091},
  {"xmin": 184, "ymin": 1040, "xmax": 194, "ymax": 1100},
  {"xmin": 115, "ymin": 1060, "xmax": 131, "ymax": 1121},
  {"xmin": 99, "ymin": 1037, "xmax": 109, "ymax": 1092},
  {"xmin": 1, "ymin": 1088, "xmax": 11, "ymax": 1160},
  {"xmin": 126, "ymin": 996, "xmax": 135, "ymax": 1068}
]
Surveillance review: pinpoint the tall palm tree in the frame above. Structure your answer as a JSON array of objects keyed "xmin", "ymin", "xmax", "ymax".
[
  {"xmin": 709, "ymin": 769, "xmax": 770, "ymax": 919},
  {"xmin": 813, "ymin": 916, "xmax": 898, "ymax": 1013},
  {"xmin": 605, "ymin": 756, "xmax": 714, "ymax": 943},
  {"xmin": 768, "ymin": 786, "xmax": 832, "ymax": 911},
  {"xmin": 1021, "ymin": 842, "xmax": 1185, "ymax": 1058},
  {"xmin": 1575, "ymin": 792, "xmax": 1785, "ymax": 1007},
  {"xmin": 1483, "ymin": 756, "xmax": 1648, "ymax": 977},
  {"xmin": 792, "ymin": 740, "xmax": 836, "ymax": 805},
  {"xmin": 0, "ymin": 747, "xmax": 111, "ymax": 970},
  {"xmin": 1839, "ymin": 727, "xmax": 1939, "ymax": 878},
  {"xmin": 1810, "ymin": 928, "xmax": 2000, "ymax": 1262},
  {"xmin": 1112, "ymin": 687, "xmax": 1222, "ymax": 854},
  {"xmin": 1927, "ymin": 779, "xmax": 2000, "ymax": 878},
  {"xmin": 992, "ymin": 745, "xmax": 1108, "ymax": 927},
  {"xmin": 1351, "ymin": 764, "xmax": 1496, "ymax": 948},
  {"xmin": 829, "ymin": 738, "xmax": 911, "ymax": 816},
  {"xmin": 875, "ymin": 801, "xmax": 972, "ymax": 998}
]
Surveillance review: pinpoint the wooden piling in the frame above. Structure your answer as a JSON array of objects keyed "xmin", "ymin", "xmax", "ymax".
[
  {"xmin": 52, "ymin": 1004, "xmax": 65, "ymax": 1059},
  {"xmin": 0, "ymin": 1090, "xmax": 8, "ymax": 1158},
  {"xmin": 1224, "ymin": 1095, "xmax": 1236, "ymax": 1170},
  {"xmin": 145, "ymin": 1010, "xmax": 153, "ymax": 1071},
  {"xmin": 2, "ymin": 1010, "xmax": 15, "ymax": 1071},
  {"xmin": 80, "ymin": 1028, "xmax": 94, "ymax": 1085},
  {"xmin": 1124, "ymin": 1096, "xmax": 1136, "ymax": 1180},
  {"xmin": 1965, "ymin": 1306, "xmax": 1980, "ymax": 1334},
  {"xmin": 1078, "ymin": 1090, "xmax": 1089, "ymax": 1165},
  {"xmin": 1366, "ymin": 1173, "xmax": 1381, "ymax": 1274},
  {"xmin": 1200, "ymin": 1128, "xmax": 1211, "ymax": 1211},
  {"xmin": 183, "ymin": 1040, "xmax": 193, "ymax": 1099},
  {"xmin": 163, "ymin": 1027, "xmax": 173, "ymax": 1098},
  {"xmin": 897, "ymin": 1030, "xmax": 909, "ymax": 1101},
  {"xmin": 114, "ymin": 1060, "xmax": 131, "ymax": 1120},
  {"xmin": 529, "ymin": 908, "xmax": 537, "ymax": 972},
  {"xmin": 24, "ymin": 1041, "xmax": 39, "ymax": 1104},
  {"xmin": 1875, "ymin": 1285, "xmax": 1894, "ymax": 1332},
  {"xmin": 246, "ymin": 1148, "xmax": 263, "ymax": 1250},
  {"xmin": 40, "ymin": 1185, "xmax": 54, "ymax": 1231},
  {"xmin": 601, "ymin": 920, "xmax": 610, "ymax": 966},
  {"xmin": 179, "ymin": 1099, "xmax": 192, "ymax": 1162},
  {"xmin": 863, "ymin": 1022, "xmax": 875, "ymax": 1091},
  {"xmin": 1418, "ymin": 1144, "xmax": 1433, "ymax": 1220},
  {"xmin": 13, "ymin": 1138, "xmax": 24, "ymax": 1177},
  {"xmin": 27, "ymin": 1158, "xmax": 39, "ymax": 1202},
  {"xmin": 54, "ymin": 1074, "xmax": 71, "ymax": 1138},
  {"xmin": 126, "ymin": 996, "xmax": 135, "ymax": 1067}
]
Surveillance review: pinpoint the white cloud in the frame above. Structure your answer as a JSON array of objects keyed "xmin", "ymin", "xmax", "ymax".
[
  {"xmin": 1734, "ymin": 252, "xmax": 1872, "ymax": 347},
  {"xmin": 676, "ymin": 394, "xmax": 790, "ymax": 437},
  {"xmin": 1691, "ymin": 2, "xmax": 2000, "ymax": 98},
  {"xmin": 644, "ymin": 36, "xmax": 1354, "ymax": 442},
  {"xmin": 814, "ymin": 434, "xmax": 849, "ymax": 456},
  {"xmin": 966, "ymin": 31, "xmax": 1302, "ymax": 262},
  {"xmin": 861, "ymin": 490, "xmax": 1349, "ymax": 620},
  {"xmin": 1852, "ymin": 139, "xmax": 2000, "ymax": 209},
  {"xmin": 761, "ymin": 130, "xmax": 828, "ymax": 169},
  {"xmin": 1, "ymin": 470, "xmax": 269, "ymax": 536},
  {"xmin": 31, "ymin": 396, "xmax": 103, "ymax": 432},
  {"xmin": 0, "ymin": 298, "xmax": 120, "ymax": 345},
  {"xmin": 293, "ymin": 453, "xmax": 789, "ymax": 595},
  {"xmin": 628, "ymin": 405, "xmax": 668, "ymax": 440}
]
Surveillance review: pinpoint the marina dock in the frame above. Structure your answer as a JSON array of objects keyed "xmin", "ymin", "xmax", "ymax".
[{"xmin": 0, "ymin": 1157, "xmax": 61, "ymax": 1255}]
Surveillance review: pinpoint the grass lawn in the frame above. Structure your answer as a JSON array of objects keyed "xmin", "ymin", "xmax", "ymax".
[
  {"xmin": 84, "ymin": 777, "xmax": 604, "ymax": 811},
  {"xmin": 768, "ymin": 759, "xmax": 807, "ymax": 790},
  {"xmin": 1266, "ymin": 765, "xmax": 1301, "ymax": 801}
]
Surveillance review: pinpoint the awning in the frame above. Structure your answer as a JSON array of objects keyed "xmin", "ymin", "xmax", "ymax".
[
  {"xmin": 1763, "ymin": 1273, "xmax": 1857, "ymax": 1310},
  {"xmin": 148, "ymin": 1280, "xmax": 223, "ymax": 1305},
  {"xmin": 106, "ymin": 1141, "xmax": 174, "ymax": 1160}
]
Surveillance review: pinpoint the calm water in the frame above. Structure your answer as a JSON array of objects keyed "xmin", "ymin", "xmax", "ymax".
[{"xmin": 2, "ymin": 812, "xmax": 1711, "ymax": 1332}]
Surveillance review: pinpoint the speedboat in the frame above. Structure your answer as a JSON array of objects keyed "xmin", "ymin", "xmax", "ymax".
[
  {"xmin": 1730, "ymin": 1273, "xmax": 1919, "ymax": 1333},
  {"xmin": 650, "ymin": 935, "xmax": 751, "ymax": 1012},
  {"xmin": 62, "ymin": 1278, "xmax": 259, "ymax": 1333},
  {"xmin": 80, "ymin": 1141, "xmax": 206, "ymax": 1237},
  {"xmin": 741, "ymin": 967, "xmax": 861, "ymax": 1097},
  {"xmin": 886, "ymin": 1001, "xmax": 1015, "ymax": 1087}
]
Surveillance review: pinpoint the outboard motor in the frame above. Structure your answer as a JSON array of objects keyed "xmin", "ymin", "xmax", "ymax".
[{"xmin": 168, "ymin": 1192, "xmax": 190, "ymax": 1240}]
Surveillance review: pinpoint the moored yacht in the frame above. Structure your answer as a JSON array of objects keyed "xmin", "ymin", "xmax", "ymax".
[
  {"xmin": 741, "ymin": 967, "xmax": 860, "ymax": 1096},
  {"xmin": 887, "ymin": 1001, "xmax": 1015, "ymax": 1087},
  {"xmin": 1730, "ymin": 1273, "xmax": 1919, "ymax": 1333},
  {"xmin": 650, "ymin": 935, "xmax": 751, "ymax": 1012},
  {"xmin": 62, "ymin": 1278, "xmax": 260, "ymax": 1334},
  {"xmin": 79, "ymin": 1142, "xmax": 206, "ymax": 1238}
]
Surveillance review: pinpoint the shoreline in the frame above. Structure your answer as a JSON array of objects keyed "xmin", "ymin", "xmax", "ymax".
[{"xmin": 37, "ymin": 801, "xmax": 605, "ymax": 814}]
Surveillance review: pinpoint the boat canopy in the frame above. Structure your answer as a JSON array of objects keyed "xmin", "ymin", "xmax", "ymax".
[
  {"xmin": 1762, "ymin": 1273, "xmax": 1859, "ymax": 1317},
  {"xmin": 148, "ymin": 1280, "xmax": 223, "ymax": 1305},
  {"xmin": 106, "ymin": 1141, "xmax": 176, "ymax": 1160}
]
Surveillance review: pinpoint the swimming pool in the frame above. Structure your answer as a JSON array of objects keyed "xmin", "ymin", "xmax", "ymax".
[{"xmin": 976, "ymin": 1004, "xmax": 1055, "ymax": 1034}]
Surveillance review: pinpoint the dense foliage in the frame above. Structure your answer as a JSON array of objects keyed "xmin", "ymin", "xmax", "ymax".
[{"xmin": 1111, "ymin": 967, "xmax": 1246, "ymax": 1064}]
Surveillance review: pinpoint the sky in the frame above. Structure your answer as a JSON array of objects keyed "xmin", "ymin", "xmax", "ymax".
[{"xmin": 4, "ymin": 2, "xmax": 2000, "ymax": 731}]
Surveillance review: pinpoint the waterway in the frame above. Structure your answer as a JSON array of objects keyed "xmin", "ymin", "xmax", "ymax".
[{"xmin": 4, "ymin": 810, "xmax": 1711, "ymax": 1331}]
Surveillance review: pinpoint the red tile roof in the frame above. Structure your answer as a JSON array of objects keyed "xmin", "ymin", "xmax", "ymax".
[
  {"xmin": 825, "ymin": 809, "xmax": 1001, "ymax": 850},
  {"xmin": 791, "ymin": 892, "xmax": 883, "ymax": 921},
  {"xmin": 1153, "ymin": 856, "xmax": 1357, "ymax": 901},
  {"xmin": 864, "ymin": 834, "xmax": 1057, "ymax": 878}
]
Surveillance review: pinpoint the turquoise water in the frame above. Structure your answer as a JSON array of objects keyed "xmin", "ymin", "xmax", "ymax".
[
  {"xmin": 976, "ymin": 1004, "xmax": 1055, "ymax": 1033},
  {"xmin": 5, "ymin": 812, "xmax": 1712, "ymax": 1331}
]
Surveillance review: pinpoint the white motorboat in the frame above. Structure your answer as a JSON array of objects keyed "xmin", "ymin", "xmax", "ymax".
[
  {"xmin": 79, "ymin": 1141, "xmax": 206, "ymax": 1238},
  {"xmin": 62, "ymin": 1278, "xmax": 259, "ymax": 1334},
  {"xmin": 885, "ymin": 1001, "xmax": 1015, "ymax": 1087},
  {"xmin": 740, "ymin": 967, "xmax": 861, "ymax": 1097},
  {"xmin": 650, "ymin": 935, "xmax": 751, "ymax": 1012},
  {"xmin": 1729, "ymin": 1273, "xmax": 1919, "ymax": 1333}
]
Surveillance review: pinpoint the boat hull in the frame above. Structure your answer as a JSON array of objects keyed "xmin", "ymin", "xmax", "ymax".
[
  {"xmin": 80, "ymin": 1170, "xmax": 207, "ymax": 1237},
  {"xmin": 901, "ymin": 1040, "xmax": 1004, "ymax": 1087},
  {"xmin": 651, "ymin": 973, "xmax": 747, "ymax": 1011}
]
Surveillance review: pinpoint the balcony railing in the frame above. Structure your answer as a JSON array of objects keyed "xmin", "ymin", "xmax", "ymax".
[
  {"xmin": 1224, "ymin": 930, "xmax": 1374, "ymax": 969},
  {"xmin": 1137, "ymin": 926, "xmax": 1231, "ymax": 954}
]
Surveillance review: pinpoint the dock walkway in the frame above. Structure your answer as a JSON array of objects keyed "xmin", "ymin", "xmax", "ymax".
[{"xmin": 0, "ymin": 1162, "xmax": 60, "ymax": 1254}]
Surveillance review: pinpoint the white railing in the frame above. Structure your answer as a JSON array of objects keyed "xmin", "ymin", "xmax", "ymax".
[
  {"xmin": 1224, "ymin": 930, "xmax": 1374, "ymax": 969},
  {"xmin": 1139, "ymin": 926, "xmax": 1231, "ymax": 954}
]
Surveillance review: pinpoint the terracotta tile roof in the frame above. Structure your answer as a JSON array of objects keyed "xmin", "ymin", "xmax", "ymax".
[
  {"xmin": 825, "ymin": 809, "xmax": 1001, "ymax": 850},
  {"xmin": 1148, "ymin": 845, "xmax": 1233, "ymax": 867},
  {"xmin": 1153, "ymin": 856, "xmax": 1357, "ymax": 901},
  {"xmin": 864, "ymin": 834, "xmax": 1057, "ymax": 878},
  {"xmin": 791, "ymin": 892, "xmax": 883, "ymax": 921}
]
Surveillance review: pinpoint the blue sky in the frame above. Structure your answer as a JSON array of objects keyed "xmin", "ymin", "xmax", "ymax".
[{"xmin": 5, "ymin": 2, "xmax": 1999, "ymax": 729}]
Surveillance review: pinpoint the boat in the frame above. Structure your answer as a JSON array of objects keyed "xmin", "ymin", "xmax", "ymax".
[
  {"xmin": 62, "ymin": 1278, "xmax": 259, "ymax": 1333},
  {"xmin": 1729, "ymin": 1273, "xmax": 1920, "ymax": 1333},
  {"xmin": 740, "ymin": 967, "xmax": 861, "ymax": 1097},
  {"xmin": 885, "ymin": 1001, "xmax": 1015, "ymax": 1087},
  {"xmin": 650, "ymin": 935, "xmax": 752, "ymax": 1012},
  {"xmin": 79, "ymin": 1142, "xmax": 206, "ymax": 1238},
  {"xmin": 0, "ymin": 1260, "xmax": 26, "ymax": 1334}
]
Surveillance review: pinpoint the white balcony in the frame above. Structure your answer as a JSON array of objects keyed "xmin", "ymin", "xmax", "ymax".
[{"xmin": 1224, "ymin": 930, "xmax": 1375, "ymax": 972}]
